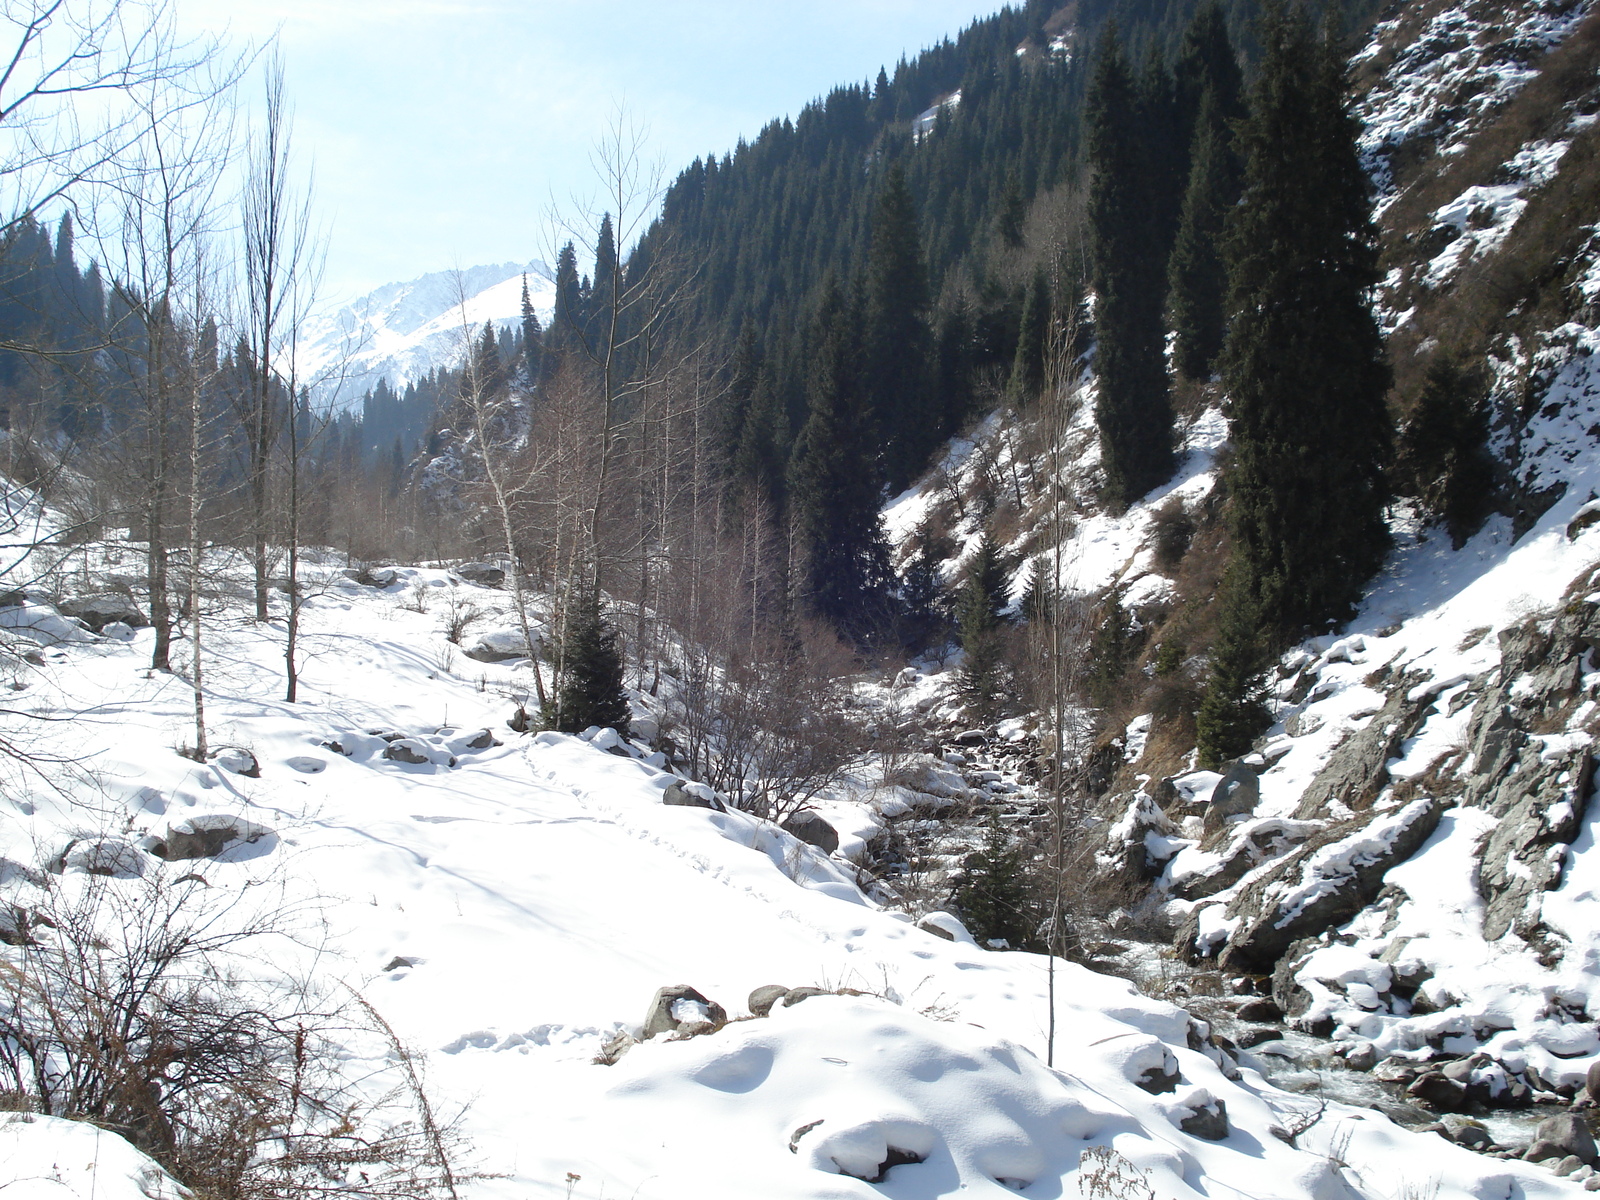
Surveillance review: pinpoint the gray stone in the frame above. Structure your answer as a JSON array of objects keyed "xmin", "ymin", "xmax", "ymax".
[
  {"xmin": 148, "ymin": 814, "xmax": 274, "ymax": 862},
  {"xmin": 748, "ymin": 984, "xmax": 789, "ymax": 1017},
  {"xmin": 782, "ymin": 986, "xmax": 827, "ymax": 1008},
  {"xmin": 1235, "ymin": 1027, "xmax": 1283, "ymax": 1049},
  {"xmin": 1555, "ymin": 1156, "xmax": 1586, "ymax": 1177},
  {"xmin": 58, "ymin": 593, "xmax": 146, "ymax": 632},
  {"xmin": 383, "ymin": 739, "xmax": 432, "ymax": 765},
  {"xmin": 1178, "ymin": 1097, "xmax": 1230, "ymax": 1140},
  {"xmin": 52, "ymin": 836, "xmax": 146, "ymax": 878},
  {"xmin": 1450, "ymin": 1124, "xmax": 1495, "ymax": 1151},
  {"xmin": 1408, "ymin": 1071, "xmax": 1469, "ymax": 1112},
  {"xmin": 1526, "ymin": 1114, "xmax": 1600, "ymax": 1166},
  {"xmin": 1342, "ymin": 1043, "xmax": 1380, "ymax": 1072},
  {"xmin": 1586, "ymin": 1059, "xmax": 1600, "ymax": 1104},
  {"xmin": 595, "ymin": 1030, "xmax": 635, "ymax": 1065},
  {"xmin": 210, "ymin": 746, "xmax": 260, "ymax": 778},
  {"xmin": 641, "ymin": 985, "xmax": 727, "ymax": 1040},
  {"xmin": 1204, "ymin": 763, "xmax": 1260, "ymax": 837},
  {"xmin": 1236, "ymin": 997, "xmax": 1284, "ymax": 1023},
  {"xmin": 780, "ymin": 811, "xmax": 839, "ymax": 855},
  {"xmin": 664, "ymin": 780, "xmax": 724, "ymax": 811},
  {"xmin": 463, "ymin": 629, "xmax": 536, "ymax": 663},
  {"xmin": 455, "ymin": 562, "xmax": 506, "ymax": 588},
  {"xmin": 463, "ymin": 729, "xmax": 497, "ymax": 750}
]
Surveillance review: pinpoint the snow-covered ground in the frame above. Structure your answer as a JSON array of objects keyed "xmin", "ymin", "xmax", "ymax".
[{"xmin": 0, "ymin": 536, "xmax": 1580, "ymax": 1200}]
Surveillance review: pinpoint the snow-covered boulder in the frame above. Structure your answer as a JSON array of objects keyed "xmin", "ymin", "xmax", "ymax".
[
  {"xmin": 0, "ymin": 1114, "xmax": 188, "ymax": 1200},
  {"xmin": 58, "ymin": 593, "xmax": 146, "ymax": 632}
]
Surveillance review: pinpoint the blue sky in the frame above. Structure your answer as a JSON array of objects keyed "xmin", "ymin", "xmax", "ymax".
[{"xmin": 182, "ymin": 0, "xmax": 1008, "ymax": 299}]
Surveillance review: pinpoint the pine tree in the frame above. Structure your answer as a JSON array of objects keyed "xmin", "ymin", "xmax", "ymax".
[
  {"xmin": 1220, "ymin": 4, "xmax": 1392, "ymax": 642},
  {"xmin": 1088, "ymin": 28, "xmax": 1176, "ymax": 510},
  {"xmin": 788, "ymin": 280, "xmax": 894, "ymax": 640},
  {"xmin": 1169, "ymin": 87, "xmax": 1240, "ymax": 381},
  {"xmin": 954, "ymin": 808, "xmax": 1034, "ymax": 948},
  {"xmin": 555, "ymin": 590, "xmax": 631, "ymax": 736},
  {"xmin": 864, "ymin": 164, "xmax": 934, "ymax": 490}
]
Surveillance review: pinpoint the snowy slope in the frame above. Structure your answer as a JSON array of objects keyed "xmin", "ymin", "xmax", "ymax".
[
  {"xmin": 298, "ymin": 261, "xmax": 555, "ymax": 406},
  {"xmin": 0, "ymin": 545, "xmax": 1579, "ymax": 1200}
]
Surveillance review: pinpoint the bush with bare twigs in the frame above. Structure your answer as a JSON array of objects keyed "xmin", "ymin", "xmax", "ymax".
[{"xmin": 0, "ymin": 867, "xmax": 470, "ymax": 1200}]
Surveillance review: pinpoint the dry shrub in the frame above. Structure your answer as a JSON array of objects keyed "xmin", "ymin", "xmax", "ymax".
[{"xmin": 0, "ymin": 869, "xmax": 469, "ymax": 1200}]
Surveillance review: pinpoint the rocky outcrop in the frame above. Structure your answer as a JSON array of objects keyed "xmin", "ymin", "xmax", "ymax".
[
  {"xmin": 1292, "ymin": 679, "xmax": 1439, "ymax": 819},
  {"xmin": 1456, "ymin": 609, "xmax": 1600, "ymax": 940},
  {"xmin": 781, "ymin": 811, "xmax": 840, "ymax": 855},
  {"xmin": 1170, "ymin": 818, "xmax": 1319, "ymax": 901},
  {"xmin": 1210, "ymin": 797, "xmax": 1446, "ymax": 973},
  {"xmin": 58, "ymin": 593, "xmax": 146, "ymax": 632}
]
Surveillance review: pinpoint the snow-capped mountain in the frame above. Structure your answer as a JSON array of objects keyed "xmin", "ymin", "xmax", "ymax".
[{"xmin": 299, "ymin": 261, "xmax": 556, "ymax": 406}]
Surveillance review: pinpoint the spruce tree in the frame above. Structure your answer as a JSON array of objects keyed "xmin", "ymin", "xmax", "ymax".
[
  {"xmin": 1009, "ymin": 268, "xmax": 1050, "ymax": 403},
  {"xmin": 552, "ymin": 241, "xmax": 583, "ymax": 352},
  {"xmin": 520, "ymin": 275, "xmax": 545, "ymax": 385},
  {"xmin": 1220, "ymin": 5, "xmax": 1392, "ymax": 642},
  {"xmin": 956, "ymin": 534, "xmax": 1011, "ymax": 721},
  {"xmin": 954, "ymin": 808, "xmax": 1034, "ymax": 949},
  {"xmin": 864, "ymin": 164, "xmax": 934, "ymax": 491},
  {"xmin": 1169, "ymin": 87, "xmax": 1240, "ymax": 381},
  {"xmin": 1395, "ymin": 352, "xmax": 1494, "ymax": 547},
  {"xmin": 555, "ymin": 590, "xmax": 631, "ymax": 737},
  {"xmin": 1088, "ymin": 28, "xmax": 1176, "ymax": 510},
  {"xmin": 788, "ymin": 280, "xmax": 894, "ymax": 640},
  {"xmin": 1195, "ymin": 574, "xmax": 1269, "ymax": 768}
]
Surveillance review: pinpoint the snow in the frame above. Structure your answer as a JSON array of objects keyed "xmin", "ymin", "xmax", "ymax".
[
  {"xmin": 0, "ymin": 531, "xmax": 1583, "ymax": 1200},
  {"xmin": 298, "ymin": 260, "xmax": 555, "ymax": 407},
  {"xmin": 0, "ymin": 1114, "xmax": 188, "ymax": 1200}
]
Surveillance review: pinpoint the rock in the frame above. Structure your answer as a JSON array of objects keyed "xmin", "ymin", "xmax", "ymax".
[
  {"xmin": 641, "ymin": 985, "xmax": 727, "ymax": 1040},
  {"xmin": 463, "ymin": 628, "xmax": 537, "ymax": 663},
  {"xmin": 383, "ymin": 739, "xmax": 433, "ymax": 765},
  {"xmin": 595, "ymin": 1030, "xmax": 635, "ymax": 1065},
  {"xmin": 954, "ymin": 729, "xmax": 988, "ymax": 746},
  {"xmin": 1586, "ymin": 1059, "xmax": 1600, "ymax": 1104},
  {"xmin": 100, "ymin": 621, "xmax": 135, "ymax": 642},
  {"xmin": 1172, "ymin": 818, "xmax": 1317, "ymax": 901},
  {"xmin": 58, "ymin": 593, "xmax": 146, "ymax": 632},
  {"xmin": 210, "ymin": 746, "xmax": 260, "ymax": 778},
  {"xmin": 1342, "ymin": 1043, "xmax": 1380, "ymax": 1072},
  {"xmin": 780, "ymin": 811, "xmax": 839, "ymax": 855},
  {"xmin": 1586, "ymin": 1176, "xmax": 1600, "ymax": 1191},
  {"xmin": 663, "ymin": 780, "xmax": 724, "ymax": 811},
  {"xmin": 1292, "ymin": 679, "xmax": 1438, "ymax": 819},
  {"xmin": 1215, "ymin": 797, "xmax": 1446, "ymax": 973},
  {"xmin": 148, "ymin": 814, "xmax": 274, "ymax": 861},
  {"xmin": 1409, "ymin": 1072, "xmax": 1469, "ymax": 1112},
  {"xmin": 916, "ymin": 911, "xmax": 975, "ymax": 944},
  {"xmin": 52, "ymin": 836, "xmax": 146, "ymax": 878},
  {"xmin": 1526, "ymin": 1114, "xmax": 1600, "ymax": 1166},
  {"xmin": 382, "ymin": 956, "xmax": 418, "ymax": 972},
  {"xmin": 783, "ymin": 986, "xmax": 828, "ymax": 1008},
  {"xmin": 1450, "ymin": 1123, "xmax": 1495, "ymax": 1151},
  {"xmin": 1235, "ymin": 1027, "xmax": 1283, "ymax": 1049},
  {"xmin": 455, "ymin": 562, "xmax": 506, "ymax": 587},
  {"xmin": 1204, "ymin": 763, "xmax": 1260, "ymax": 836},
  {"xmin": 748, "ymin": 984, "xmax": 789, "ymax": 1017},
  {"xmin": 463, "ymin": 729, "xmax": 496, "ymax": 750},
  {"xmin": 366, "ymin": 567, "xmax": 398, "ymax": 587},
  {"xmin": 1554, "ymin": 1156, "xmax": 1586, "ymax": 1177},
  {"xmin": 1236, "ymin": 997, "xmax": 1284, "ymax": 1023},
  {"xmin": 1177, "ymin": 1094, "xmax": 1230, "ymax": 1140}
]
